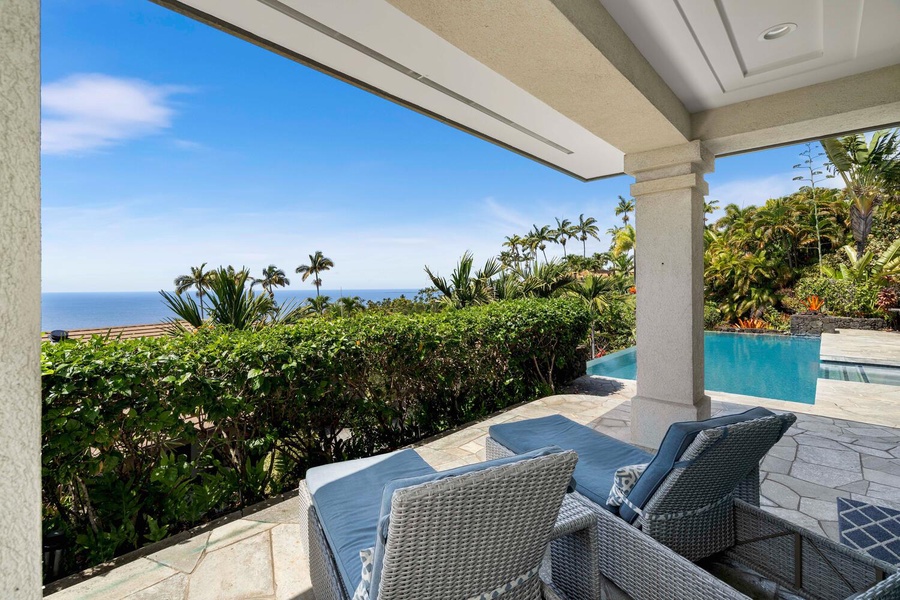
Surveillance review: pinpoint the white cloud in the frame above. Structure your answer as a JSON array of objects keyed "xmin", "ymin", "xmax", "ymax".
[
  {"xmin": 172, "ymin": 139, "xmax": 204, "ymax": 151},
  {"xmin": 708, "ymin": 171, "xmax": 843, "ymax": 210},
  {"xmin": 483, "ymin": 196, "xmax": 532, "ymax": 231},
  {"xmin": 42, "ymin": 74, "xmax": 187, "ymax": 154}
]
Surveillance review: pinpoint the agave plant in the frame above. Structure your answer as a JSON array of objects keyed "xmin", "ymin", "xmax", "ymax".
[
  {"xmin": 270, "ymin": 298, "xmax": 313, "ymax": 324},
  {"xmin": 202, "ymin": 267, "xmax": 274, "ymax": 329},
  {"xmin": 160, "ymin": 290, "xmax": 204, "ymax": 329},
  {"xmin": 424, "ymin": 252, "xmax": 500, "ymax": 309}
]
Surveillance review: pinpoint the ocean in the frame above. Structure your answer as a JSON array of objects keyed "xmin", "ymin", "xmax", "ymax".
[{"xmin": 41, "ymin": 289, "xmax": 420, "ymax": 331}]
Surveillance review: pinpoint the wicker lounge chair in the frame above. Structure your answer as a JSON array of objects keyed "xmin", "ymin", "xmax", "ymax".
[
  {"xmin": 298, "ymin": 445, "xmax": 588, "ymax": 600},
  {"xmin": 487, "ymin": 408, "xmax": 900, "ymax": 600}
]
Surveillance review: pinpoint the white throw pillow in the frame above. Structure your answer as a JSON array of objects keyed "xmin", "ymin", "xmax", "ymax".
[
  {"xmin": 352, "ymin": 547, "xmax": 375, "ymax": 600},
  {"xmin": 607, "ymin": 463, "xmax": 649, "ymax": 508}
]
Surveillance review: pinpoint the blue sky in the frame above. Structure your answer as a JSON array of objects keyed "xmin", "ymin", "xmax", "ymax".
[{"xmin": 41, "ymin": 1, "xmax": 837, "ymax": 292}]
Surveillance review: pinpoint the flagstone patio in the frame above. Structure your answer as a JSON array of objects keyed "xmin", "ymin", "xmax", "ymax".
[{"xmin": 46, "ymin": 376, "xmax": 900, "ymax": 600}]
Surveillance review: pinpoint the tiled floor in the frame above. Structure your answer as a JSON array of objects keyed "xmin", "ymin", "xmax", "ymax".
[
  {"xmin": 47, "ymin": 376, "xmax": 900, "ymax": 600},
  {"xmin": 821, "ymin": 329, "xmax": 900, "ymax": 367}
]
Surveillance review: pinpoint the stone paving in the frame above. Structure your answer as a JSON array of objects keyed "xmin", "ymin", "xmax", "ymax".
[
  {"xmin": 821, "ymin": 329, "xmax": 900, "ymax": 367},
  {"xmin": 47, "ymin": 376, "xmax": 900, "ymax": 600}
]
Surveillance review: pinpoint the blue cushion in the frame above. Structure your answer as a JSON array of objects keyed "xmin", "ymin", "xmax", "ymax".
[
  {"xmin": 619, "ymin": 407, "xmax": 777, "ymax": 523},
  {"xmin": 489, "ymin": 415, "xmax": 652, "ymax": 513},
  {"xmin": 308, "ymin": 450, "xmax": 435, "ymax": 596},
  {"xmin": 369, "ymin": 445, "xmax": 566, "ymax": 600}
]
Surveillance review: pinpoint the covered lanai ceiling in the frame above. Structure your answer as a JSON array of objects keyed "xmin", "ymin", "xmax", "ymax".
[{"xmin": 155, "ymin": 0, "xmax": 900, "ymax": 180}]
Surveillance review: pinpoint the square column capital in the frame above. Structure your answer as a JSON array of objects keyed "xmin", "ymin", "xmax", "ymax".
[{"xmin": 624, "ymin": 140, "xmax": 714, "ymax": 182}]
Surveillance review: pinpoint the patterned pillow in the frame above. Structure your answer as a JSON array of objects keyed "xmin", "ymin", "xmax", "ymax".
[
  {"xmin": 607, "ymin": 463, "xmax": 649, "ymax": 508},
  {"xmin": 352, "ymin": 547, "xmax": 375, "ymax": 600}
]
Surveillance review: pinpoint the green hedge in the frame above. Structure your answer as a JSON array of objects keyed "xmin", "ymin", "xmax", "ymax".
[
  {"xmin": 793, "ymin": 276, "xmax": 881, "ymax": 317},
  {"xmin": 42, "ymin": 298, "xmax": 590, "ymax": 576}
]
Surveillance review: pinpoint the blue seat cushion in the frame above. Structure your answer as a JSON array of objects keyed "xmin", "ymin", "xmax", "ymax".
[
  {"xmin": 369, "ymin": 445, "xmax": 566, "ymax": 600},
  {"xmin": 618, "ymin": 407, "xmax": 777, "ymax": 523},
  {"xmin": 307, "ymin": 449, "xmax": 435, "ymax": 596},
  {"xmin": 489, "ymin": 415, "xmax": 652, "ymax": 513}
]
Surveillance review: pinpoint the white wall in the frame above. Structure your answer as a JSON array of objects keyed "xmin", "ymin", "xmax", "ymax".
[{"xmin": 0, "ymin": 0, "xmax": 42, "ymax": 596}]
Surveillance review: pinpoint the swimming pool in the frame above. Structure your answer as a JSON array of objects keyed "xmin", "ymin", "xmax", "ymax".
[
  {"xmin": 819, "ymin": 361, "xmax": 900, "ymax": 386},
  {"xmin": 586, "ymin": 332, "xmax": 822, "ymax": 404}
]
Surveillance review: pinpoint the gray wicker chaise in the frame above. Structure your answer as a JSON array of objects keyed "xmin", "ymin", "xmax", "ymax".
[
  {"xmin": 487, "ymin": 408, "xmax": 900, "ymax": 600},
  {"xmin": 298, "ymin": 445, "xmax": 590, "ymax": 600}
]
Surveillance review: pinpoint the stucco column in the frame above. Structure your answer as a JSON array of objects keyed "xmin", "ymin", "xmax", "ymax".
[
  {"xmin": 0, "ymin": 0, "xmax": 41, "ymax": 596},
  {"xmin": 625, "ymin": 141, "xmax": 712, "ymax": 449}
]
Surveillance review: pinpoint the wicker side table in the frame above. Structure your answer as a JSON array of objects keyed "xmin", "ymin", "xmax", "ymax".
[{"xmin": 544, "ymin": 493, "xmax": 601, "ymax": 600}]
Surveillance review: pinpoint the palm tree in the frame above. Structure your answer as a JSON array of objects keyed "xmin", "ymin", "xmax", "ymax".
[
  {"xmin": 529, "ymin": 225, "xmax": 554, "ymax": 264},
  {"xmin": 568, "ymin": 275, "xmax": 616, "ymax": 357},
  {"xmin": 251, "ymin": 264, "xmax": 290, "ymax": 300},
  {"xmin": 519, "ymin": 260, "xmax": 574, "ymax": 298},
  {"xmin": 174, "ymin": 263, "xmax": 213, "ymax": 318},
  {"xmin": 754, "ymin": 197, "xmax": 802, "ymax": 269},
  {"xmin": 552, "ymin": 218, "xmax": 575, "ymax": 257},
  {"xmin": 296, "ymin": 251, "xmax": 334, "ymax": 297},
  {"xmin": 575, "ymin": 214, "xmax": 600, "ymax": 257},
  {"xmin": 615, "ymin": 196, "xmax": 635, "ymax": 226},
  {"xmin": 703, "ymin": 199, "xmax": 720, "ymax": 225},
  {"xmin": 502, "ymin": 235, "xmax": 525, "ymax": 267},
  {"xmin": 609, "ymin": 224, "xmax": 635, "ymax": 256},
  {"xmin": 336, "ymin": 295, "xmax": 365, "ymax": 317},
  {"xmin": 306, "ymin": 295, "xmax": 331, "ymax": 316},
  {"xmin": 822, "ymin": 129, "xmax": 900, "ymax": 253}
]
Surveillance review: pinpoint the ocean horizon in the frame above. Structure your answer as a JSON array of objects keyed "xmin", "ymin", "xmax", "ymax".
[{"xmin": 41, "ymin": 289, "xmax": 421, "ymax": 331}]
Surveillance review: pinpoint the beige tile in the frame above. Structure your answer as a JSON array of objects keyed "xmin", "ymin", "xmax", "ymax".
[
  {"xmin": 46, "ymin": 559, "xmax": 177, "ymax": 600},
  {"xmin": 205, "ymin": 519, "xmax": 276, "ymax": 553},
  {"xmin": 271, "ymin": 524, "xmax": 314, "ymax": 600},
  {"xmin": 245, "ymin": 496, "xmax": 301, "ymax": 525},
  {"xmin": 125, "ymin": 573, "xmax": 188, "ymax": 599},
  {"xmin": 188, "ymin": 531, "xmax": 274, "ymax": 600},
  {"xmin": 147, "ymin": 532, "xmax": 210, "ymax": 574}
]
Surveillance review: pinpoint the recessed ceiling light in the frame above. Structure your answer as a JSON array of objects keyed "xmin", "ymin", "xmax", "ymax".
[{"xmin": 759, "ymin": 22, "xmax": 798, "ymax": 41}]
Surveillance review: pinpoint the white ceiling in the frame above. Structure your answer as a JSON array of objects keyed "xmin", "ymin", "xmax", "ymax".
[
  {"xmin": 601, "ymin": 0, "xmax": 900, "ymax": 112},
  {"xmin": 173, "ymin": 0, "xmax": 625, "ymax": 180}
]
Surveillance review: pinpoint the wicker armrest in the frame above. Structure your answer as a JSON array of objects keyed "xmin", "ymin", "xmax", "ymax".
[
  {"xmin": 592, "ymin": 499, "xmax": 750, "ymax": 600},
  {"xmin": 723, "ymin": 499, "xmax": 898, "ymax": 600}
]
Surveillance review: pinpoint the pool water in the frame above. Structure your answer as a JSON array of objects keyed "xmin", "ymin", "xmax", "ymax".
[{"xmin": 587, "ymin": 332, "xmax": 822, "ymax": 404}]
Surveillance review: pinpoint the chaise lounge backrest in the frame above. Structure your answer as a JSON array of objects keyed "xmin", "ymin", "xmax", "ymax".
[
  {"xmin": 633, "ymin": 412, "xmax": 796, "ymax": 560},
  {"xmin": 373, "ymin": 449, "xmax": 578, "ymax": 600}
]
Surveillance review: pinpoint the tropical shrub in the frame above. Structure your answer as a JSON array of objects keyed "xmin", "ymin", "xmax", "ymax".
[
  {"xmin": 877, "ymin": 286, "xmax": 900, "ymax": 311},
  {"xmin": 794, "ymin": 276, "xmax": 881, "ymax": 317},
  {"xmin": 823, "ymin": 239, "xmax": 900, "ymax": 285},
  {"xmin": 593, "ymin": 295, "xmax": 635, "ymax": 352},
  {"xmin": 41, "ymin": 298, "xmax": 590, "ymax": 578},
  {"xmin": 703, "ymin": 301, "xmax": 723, "ymax": 329}
]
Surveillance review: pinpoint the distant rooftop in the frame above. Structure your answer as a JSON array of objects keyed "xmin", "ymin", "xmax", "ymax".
[{"xmin": 41, "ymin": 322, "xmax": 181, "ymax": 342}]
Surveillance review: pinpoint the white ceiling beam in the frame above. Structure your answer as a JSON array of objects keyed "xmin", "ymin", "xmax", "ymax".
[
  {"xmin": 385, "ymin": 0, "xmax": 691, "ymax": 155},
  {"xmin": 694, "ymin": 65, "xmax": 900, "ymax": 156}
]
